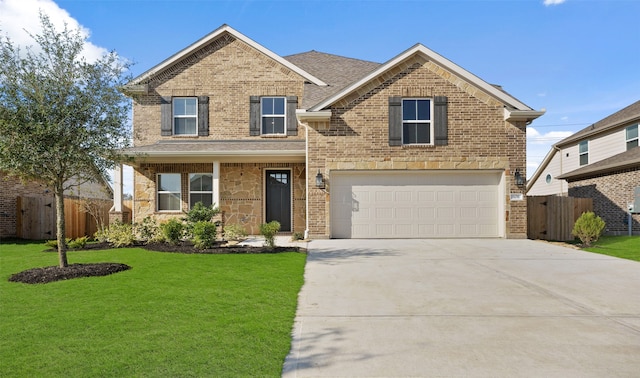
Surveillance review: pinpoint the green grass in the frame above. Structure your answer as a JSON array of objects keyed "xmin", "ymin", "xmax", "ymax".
[
  {"xmin": 0, "ymin": 240, "xmax": 306, "ymax": 377},
  {"xmin": 582, "ymin": 236, "xmax": 640, "ymax": 262}
]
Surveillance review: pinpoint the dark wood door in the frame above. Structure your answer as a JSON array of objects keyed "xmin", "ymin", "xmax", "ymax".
[{"xmin": 265, "ymin": 170, "xmax": 291, "ymax": 232}]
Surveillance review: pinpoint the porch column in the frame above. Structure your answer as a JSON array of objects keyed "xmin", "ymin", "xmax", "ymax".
[
  {"xmin": 213, "ymin": 161, "xmax": 220, "ymax": 207},
  {"xmin": 109, "ymin": 164, "xmax": 126, "ymax": 224},
  {"xmin": 113, "ymin": 164, "xmax": 123, "ymax": 212}
]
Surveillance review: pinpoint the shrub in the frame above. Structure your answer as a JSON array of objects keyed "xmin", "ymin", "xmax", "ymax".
[
  {"xmin": 291, "ymin": 232, "xmax": 304, "ymax": 241},
  {"xmin": 192, "ymin": 221, "xmax": 217, "ymax": 249},
  {"xmin": 223, "ymin": 223, "xmax": 247, "ymax": 241},
  {"xmin": 184, "ymin": 202, "xmax": 220, "ymax": 223},
  {"xmin": 160, "ymin": 218, "xmax": 184, "ymax": 244},
  {"xmin": 68, "ymin": 236, "xmax": 88, "ymax": 249},
  {"xmin": 572, "ymin": 211, "xmax": 605, "ymax": 247},
  {"xmin": 135, "ymin": 216, "xmax": 162, "ymax": 243},
  {"xmin": 260, "ymin": 221, "xmax": 281, "ymax": 248},
  {"xmin": 100, "ymin": 221, "xmax": 136, "ymax": 248}
]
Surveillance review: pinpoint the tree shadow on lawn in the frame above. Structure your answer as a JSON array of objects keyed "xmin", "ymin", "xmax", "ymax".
[{"xmin": 8, "ymin": 241, "xmax": 306, "ymax": 284}]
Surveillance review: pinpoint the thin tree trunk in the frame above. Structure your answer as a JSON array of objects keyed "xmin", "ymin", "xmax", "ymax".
[{"xmin": 55, "ymin": 187, "xmax": 68, "ymax": 268}]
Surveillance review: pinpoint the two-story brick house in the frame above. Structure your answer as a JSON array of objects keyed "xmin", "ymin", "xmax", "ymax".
[{"xmin": 115, "ymin": 24, "xmax": 543, "ymax": 239}]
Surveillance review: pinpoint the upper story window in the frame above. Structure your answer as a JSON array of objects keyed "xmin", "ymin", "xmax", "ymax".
[
  {"xmin": 189, "ymin": 173, "xmax": 213, "ymax": 209},
  {"xmin": 173, "ymin": 97, "xmax": 198, "ymax": 135},
  {"xmin": 261, "ymin": 97, "xmax": 286, "ymax": 135},
  {"xmin": 402, "ymin": 99, "xmax": 433, "ymax": 145},
  {"xmin": 626, "ymin": 124, "xmax": 638, "ymax": 150},
  {"xmin": 579, "ymin": 140, "xmax": 589, "ymax": 166},
  {"xmin": 157, "ymin": 173, "xmax": 181, "ymax": 211}
]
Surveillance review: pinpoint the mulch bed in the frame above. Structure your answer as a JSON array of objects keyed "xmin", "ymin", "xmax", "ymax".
[
  {"xmin": 9, "ymin": 241, "xmax": 305, "ymax": 284},
  {"xmin": 9, "ymin": 263, "xmax": 131, "ymax": 284}
]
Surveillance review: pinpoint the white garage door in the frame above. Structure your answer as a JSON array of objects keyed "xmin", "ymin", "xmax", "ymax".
[{"xmin": 330, "ymin": 171, "xmax": 502, "ymax": 238}]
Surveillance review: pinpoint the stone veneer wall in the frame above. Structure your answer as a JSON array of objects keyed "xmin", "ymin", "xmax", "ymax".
[
  {"xmin": 568, "ymin": 168, "xmax": 640, "ymax": 235},
  {"xmin": 133, "ymin": 162, "xmax": 305, "ymax": 235},
  {"xmin": 305, "ymin": 55, "xmax": 527, "ymax": 238}
]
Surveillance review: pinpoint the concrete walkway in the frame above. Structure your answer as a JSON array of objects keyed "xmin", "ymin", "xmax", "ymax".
[{"xmin": 282, "ymin": 239, "xmax": 640, "ymax": 377}]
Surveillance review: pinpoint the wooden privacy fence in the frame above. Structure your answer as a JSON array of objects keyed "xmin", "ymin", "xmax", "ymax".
[
  {"xmin": 17, "ymin": 196, "xmax": 112, "ymax": 240},
  {"xmin": 527, "ymin": 195, "xmax": 593, "ymax": 241}
]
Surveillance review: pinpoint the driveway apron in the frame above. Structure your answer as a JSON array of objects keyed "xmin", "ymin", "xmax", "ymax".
[{"xmin": 282, "ymin": 239, "xmax": 640, "ymax": 377}]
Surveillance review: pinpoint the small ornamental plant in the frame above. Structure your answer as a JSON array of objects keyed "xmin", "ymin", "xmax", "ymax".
[
  {"xmin": 260, "ymin": 221, "xmax": 281, "ymax": 248},
  {"xmin": 192, "ymin": 221, "xmax": 217, "ymax": 249},
  {"xmin": 572, "ymin": 211, "xmax": 605, "ymax": 247},
  {"xmin": 223, "ymin": 224, "xmax": 248, "ymax": 241},
  {"xmin": 160, "ymin": 218, "xmax": 185, "ymax": 245}
]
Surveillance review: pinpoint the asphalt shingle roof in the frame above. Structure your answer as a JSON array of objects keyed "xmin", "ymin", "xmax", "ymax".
[
  {"xmin": 123, "ymin": 140, "xmax": 305, "ymax": 154},
  {"xmin": 557, "ymin": 100, "xmax": 640, "ymax": 146},
  {"xmin": 284, "ymin": 50, "xmax": 381, "ymax": 109}
]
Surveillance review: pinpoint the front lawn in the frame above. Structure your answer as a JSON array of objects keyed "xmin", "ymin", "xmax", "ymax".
[
  {"xmin": 0, "ymin": 240, "xmax": 306, "ymax": 377},
  {"xmin": 582, "ymin": 236, "xmax": 640, "ymax": 262}
]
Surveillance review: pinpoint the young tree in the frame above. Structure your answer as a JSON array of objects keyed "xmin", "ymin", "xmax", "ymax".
[{"xmin": 0, "ymin": 14, "xmax": 132, "ymax": 267}]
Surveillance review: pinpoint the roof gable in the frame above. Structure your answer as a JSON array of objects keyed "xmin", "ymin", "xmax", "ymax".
[
  {"xmin": 308, "ymin": 44, "xmax": 534, "ymax": 112},
  {"xmin": 127, "ymin": 24, "xmax": 327, "ymax": 88}
]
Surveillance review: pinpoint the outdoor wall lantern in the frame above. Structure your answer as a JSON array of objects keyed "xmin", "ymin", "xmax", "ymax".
[
  {"xmin": 315, "ymin": 170, "xmax": 325, "ymax": 189},
  {"xmin": 514, "ymin": 169, "xmax": 525, "ymax": 186}
]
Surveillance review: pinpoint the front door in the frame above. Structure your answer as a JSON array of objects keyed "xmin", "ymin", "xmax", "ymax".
[{"xmin": 265, "ymin": 170, "xmax": 291, "ymax": 232}]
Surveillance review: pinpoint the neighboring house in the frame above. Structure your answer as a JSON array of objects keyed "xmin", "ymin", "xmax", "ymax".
[
  {"xmin": 0, "ymin": 171, "xmax": 113, "ymax": 238},
  {"xmin": 527, "ymin": 100, "xmax": 640, "ymax": 235},
  {"xmin": 115, "ymin": 24, "xmax": 543, "ymax": 239}
]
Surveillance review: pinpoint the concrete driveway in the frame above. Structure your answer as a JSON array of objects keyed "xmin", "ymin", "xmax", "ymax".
[{"xmin": 282, "ymin": 239, "xmax": 640, "ymax": 377}]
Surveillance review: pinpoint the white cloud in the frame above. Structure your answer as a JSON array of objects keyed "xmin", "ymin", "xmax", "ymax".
[
  {"xmin": 0, "ymin": 0, "xmax": 107, "ymax": 61},
  {"xmin": 543, "ymin": 0, "xmax": 566, "ymax": 6},
  {"xmin": 527, "ymin": 127, "xmax": 573, "ymax": 145}
]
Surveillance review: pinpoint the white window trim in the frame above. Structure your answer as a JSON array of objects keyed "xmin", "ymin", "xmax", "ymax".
[
  {"xmin": 173, "ymin": 97, "xmax": 198, "ymax": 136},
  {"xmin": 261, "ymin": 97, "xmax": 286, "ymax": 135},
  {"xmin": 401, "ymin": 98, "xmax": 434, "ymax": 146},
  {"xmin": 188, "ymin": 173, "xmax": 214, "ymax": 209},
  {"xmin": 157, "ymin": 173, "xmax": 182, "ymax": 212},
  {"xmin": 579, "ymin": 140, "xmax": 589, "ymax": 166},
  {"xmin": 626, "ymin": 124, "xmax": 639, "ymax": 150}
]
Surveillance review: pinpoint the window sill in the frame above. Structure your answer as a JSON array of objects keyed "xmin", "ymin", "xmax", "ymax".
[
  {"xmin": 402, "ymin": 144, "xmax": 435, "ymax": 149},
  {"xmin": 170, "ymin": 135, "xmax": 200, "ymax": 139},
  {"xmin": 260, "ymin": 134, "xmax": 288, "ymax": 138}
]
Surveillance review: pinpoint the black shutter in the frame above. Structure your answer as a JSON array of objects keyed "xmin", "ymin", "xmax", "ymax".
[
  {"xmin": 249, "ymin": 96, "xmax": 260, "ymax": 136},
  {"xmin": 161, "ymin": 96, "xmax": 172, "ymax": 136},
  {"xmin": 286, "ymin": 96, "xmax": 298, "ymax": 136},
  {"xmin": 434, "ymin": 96, "xmax": 448, "ymax": 146},
  {"xmin": 198, "ymin": 96, "xmax": 209, "ymax": 136},
  {"xmin": 388, "ymin": 96, "xmax": 402, "ymax": 146}
]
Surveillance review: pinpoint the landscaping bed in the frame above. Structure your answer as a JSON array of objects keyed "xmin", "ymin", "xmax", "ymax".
[{"xmin": 10, "ymin": 241, "xmax": 305, "ymax": 284}]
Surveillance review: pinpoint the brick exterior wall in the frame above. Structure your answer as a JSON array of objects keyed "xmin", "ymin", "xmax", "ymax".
[
  {"xmin": 132, "ymin": 35, "xmax": 305, "ymax": 146},
  {"xmin": 133, "ymin": 162, "xmax": 305, "ymax": 235},
  {"xmin": 304, "ymin": 56, "xmax": 527, "ymax": 238},
  {"xmin": 568, "ymin": 168, "xmax": 640, "ymax": 235}
]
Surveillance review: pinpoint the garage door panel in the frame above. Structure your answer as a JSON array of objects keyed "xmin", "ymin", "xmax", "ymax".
[{"xmin": 331, "ymin": 171, "xmax": 501, "ymax": 238}]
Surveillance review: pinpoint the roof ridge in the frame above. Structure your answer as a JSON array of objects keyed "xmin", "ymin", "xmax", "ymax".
[{"xmin": 284, "ymin": 50, "xmax": 381, "ymax": 65}]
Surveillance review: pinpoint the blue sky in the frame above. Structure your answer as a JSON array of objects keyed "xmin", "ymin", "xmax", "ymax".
[{"xmin": 1, "ymin": 0, "xmax": 638, "ymax": 193}]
